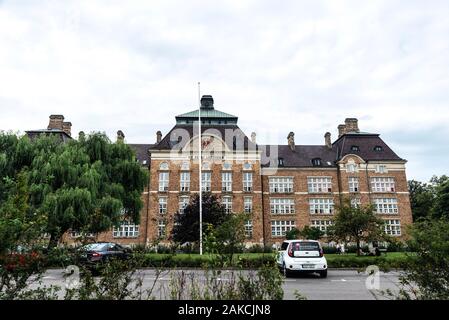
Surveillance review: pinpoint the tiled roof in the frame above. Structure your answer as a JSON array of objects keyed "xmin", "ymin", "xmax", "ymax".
[
  {"xmin": 128, "ymin": 144, "xmax": 155, "ymax": 165},
  {"xmin": 25, "ymin": 129, "xmax": 72, "ymax": 142},
  {"xmin": 261, "ymin": 145, "xmax": 338, "ymax": 168}
]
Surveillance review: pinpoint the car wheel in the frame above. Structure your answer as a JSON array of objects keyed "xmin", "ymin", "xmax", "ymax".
[
  {"xmin": 319, "ymin": 270, "xmax": 328, "ymax": 278},
  {"xmin": 283, "ymin": 263, "xmax": 290, "ymax": 278}
]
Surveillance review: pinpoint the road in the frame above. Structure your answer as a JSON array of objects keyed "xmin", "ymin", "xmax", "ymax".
[{"xmin": 34, "ymin": 269, "xmax": 402, "ymax": 300}]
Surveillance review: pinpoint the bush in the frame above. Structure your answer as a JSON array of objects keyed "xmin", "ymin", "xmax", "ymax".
[{"xmin": 244, "ymin": 245, "xmax": 274, "ymax": 254}]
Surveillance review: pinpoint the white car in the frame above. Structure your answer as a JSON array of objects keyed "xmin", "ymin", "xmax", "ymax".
[{"xmin": 277, "ymin": 240, "xmax": 328, "ymax": 278}]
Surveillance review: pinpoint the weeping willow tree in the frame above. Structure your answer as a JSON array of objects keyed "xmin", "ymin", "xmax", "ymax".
[{"xmin": 0, "ymin": 132, "xmax": 148, "ymax": 248}]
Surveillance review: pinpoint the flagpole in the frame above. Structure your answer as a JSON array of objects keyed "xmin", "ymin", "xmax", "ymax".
[{"xmin": 198, "ymin": 82, "xmax": 203, "ymax": 255}]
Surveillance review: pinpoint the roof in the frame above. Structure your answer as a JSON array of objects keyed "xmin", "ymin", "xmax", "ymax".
[
  {"xmin": 128, "ymin": 144, "xmax": 155, "ymax": 165},
  {"xmin": 333, "ymin": 133, "xmax": 405, "ymax": 162},
  {"xmin": 25, "ymin": 129, "xmax": 72, "ymax": 142},
  {"xmin": 176, "ymin": 109, "xmax": 237, "ymax": 119},
  {"xmin": 261, "ymin": 145, "xmax": 338, "ymax": 168},
  {"xmin": 150, "ymin": 124, "xmax": 256, "ymax": 151}
]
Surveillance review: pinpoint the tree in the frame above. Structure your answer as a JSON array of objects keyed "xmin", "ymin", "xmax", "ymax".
[
  {"xmin": 0, "ymin": 132, "xmax": 148, "ymax": 248},
  {"xmin": 394, "ymin": 218, "xmax": 449, "ymax": 299},
  {"xmin": 408, "ymin": 180, "xmax": 435, "ymax": 221},
  {"xmin": 433, "ymin": 178, "xmax": 449, "ymax": 219},
  {"xmin": 171, "ymin": 193, "xmax": 228, "ymax": 244},
  {"xmin": 214, "ymin": 213, "xmax": 249, "ymax": 258},
  {"xmin": 328, "ymin": 198, "xmax": 386, "ymax": 256},
  {"xmin": 299, "ymin": 226, "xmax": 324, "ymax": 240},
  {"xmin": 285, "ymin": 228, "xmax": 300, "ymax": 240}
]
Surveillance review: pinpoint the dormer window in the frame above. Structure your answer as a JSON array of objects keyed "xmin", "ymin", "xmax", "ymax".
[
  {"xmin": 374, "ymin": 146, "xmax": 383, "ymax": 152},
  {"xmin": 312, "ymin": 158, "xmax": 322, "ymax": 167},
  {"xmin": 278, "ymin": 158, "xmax": 285, "ymax": 167},
  {"xmin": 351, "ymin": 146, "xmax": 360, "ymax": 152}
]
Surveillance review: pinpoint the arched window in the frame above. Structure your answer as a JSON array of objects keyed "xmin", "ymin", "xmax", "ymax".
[
  {"xmin": 202, "ymin": 162, "xmax": 211, "ymax": 170},
  {"xmin": 243, "ymin": 162, "xmax": 252, "ymax": 170},
  {"xmin": 181, "ymin": 161, "xmax": 190, "ymax": 170},
  {"xmin": 223, "ymin": 162, "xmax": 232, "ymax": 170}
]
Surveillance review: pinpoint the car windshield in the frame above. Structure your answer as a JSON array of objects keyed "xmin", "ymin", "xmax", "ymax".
[
  {"xmin": 82, "ymin": 243, "xmax": 109, "ymax": 251},
  {"xmin": 290, "ymin": 241, "xmax": 320, "ymax": 252}
]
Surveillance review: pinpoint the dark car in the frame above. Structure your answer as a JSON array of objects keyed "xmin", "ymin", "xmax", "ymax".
[{"xmin": 78, "ymin": 242, "xmax": 132, "ymax": 269}]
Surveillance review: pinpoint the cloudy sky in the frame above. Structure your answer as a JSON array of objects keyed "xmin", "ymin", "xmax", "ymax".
[{"xmin": 1, "ymin": 0, "xmax": 448, "ymax": 181}]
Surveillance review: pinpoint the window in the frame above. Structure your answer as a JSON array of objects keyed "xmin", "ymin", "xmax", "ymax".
[
  {"xmin": 245, "ymin": 220, "xmax": 253, "ymax": 238},
  {"xmin": 202, "ymin": 172, "xmax": 211, "ymax": 192},
  {"xmin": 351, "ymin": 146, "xmax": 360, "ymax": 152},
  {"xmin": 159, "ymin": 162, "xmax": 169, "ymax": 170},
  {"xmin": 374, "ymin": 146, "xmax": 383, "ymax": 152},
  {"xmin": 223, "ymin": 162, "xmax": 232, "ymax": 170},
  {"xmin": 180, "ymin": 172, "xmax": 190, "ymax": 192},
  {"xmin": 348, "ymin": 177, "xmax": 359, "ymax": 192},
  {"xmin": 384, "ymin": 219, "xmax": 401, "ymax": 236},
  {"xmin": 351, "ymin": 198, "xmax": 361, "ymax": 208},
  {"xmin": 346, "ymin": 163, "xmax": 358, "ymax": 173},
  {"xmin": 278, "ymin": 158, "xmax": 285, "ymax": 167},
  {"xmin": 271, "ymin": 220, "xmax": 296, "ymax": 237},
  {"xmin": 244, "ymin": 197, "xmax": 252, "ymax": 213},
  {"xmin": 70, "ymin": 231, "xmax": 95, "ymax": 238},
  {"xmin": 375, "ymin": 165, "xmax": 388, "ymax": 173},
  {"xmin": 243, "ymin": 162, "xmax": 252, "ymax": 170},
  {"xmin": 202, "ymin": 162, "xmax": 211, "ymax": 170},
  {"xmin": 309, "ymin": 198, "xmax": 334, "ymax": 214},
  {"xmin": 181, "ymin": 161, "xmax": 190, "ymax": 170},
  {"xmin": 223, "ymin": 196, "xmax": 232, "ymax": 213},
  {"xmin": 310, "ymin": 220, "xmax": 332, "ymax": 235},
  {"xmin": 270, "ymin": 198, "xmax": 295, "ymax": 214},
  {"xmin": 307, "ymin": 177, "xmax": 332, "ymax": 193},
  {"xmin": 179, "ymin": 196, "xmax": 189, "ymax": 214},
  {"xmin": 243, "ymin": 172, "xmax": 253, "ymax": 192},
  {"xmin": 159, "ymin": 197, "xmax": 167, "ymax": 214},
  {"xmin": 222, "ymin": 172, "xmax": 232, "ymax": 192},
  {"xmin": 158, "ymin": 220, "xmax": 166, "ymax": 238},
  {"xmin": 159, "ymin": 172, "xmax": 169, "ymax": 192},
  {"xmin": 269, "ymin": 177, "xmax": 293, "ymax": 193},
  {"xmin": 374, "ymin": 198, "xmax": 399, "ymax": 214},
  {"xmin": 371, "ymin": 177, "xmax": 395, "ymax": 192},
  {"xmin": 113, "ymin": 221, "xmax": 139, "ymax": 238},
  {"xmin": 311, "ymin": 158, "xmax": 322, "ymax": 167}
]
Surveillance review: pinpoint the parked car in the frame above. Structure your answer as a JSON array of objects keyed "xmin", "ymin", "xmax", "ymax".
[
  {"xmin": 277, "ymin": 240, "xmax": 328, "ymax": 278},
  {"xmin": 77, "ymin": 242, "xmax": 132, "ymax": 270}
]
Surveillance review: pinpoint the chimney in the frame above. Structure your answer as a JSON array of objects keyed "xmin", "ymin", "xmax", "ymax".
[
  {"xmin": 324, "ymin": 132, "xmax": 332, "ymax": 149},
  {"xmin": 251, "ymin": 132, "xmax": 256, "ymax": 144},
  {"xmin": 338, "ymin": 124, "xmax": 346, "ymax": 138},
  {"xmin": 156, "ymin": 131, "xmax": 162, "ymax": 143},
  {"xmin": 345, "ymin": 118, "xmax": 359, "ymax": 133},
  {"xmin": 62, "ymin": 122, "xmax": 72, "ymax": 136},
  {"xmin": 48, "ymin": 115, "xmax": 64, "ymax": 130},
  {"xmin": 287, "ymin": 132, "xmax": 295, "ymax": 151},
  {"xmin": 117, "ymin": 130, "xmax": 125, "ymax": 143}
]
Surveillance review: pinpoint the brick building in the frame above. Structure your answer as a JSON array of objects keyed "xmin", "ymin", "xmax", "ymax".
[{"xmin": 41, "ymin": 95, "xmax": 412, "ymax": 247}]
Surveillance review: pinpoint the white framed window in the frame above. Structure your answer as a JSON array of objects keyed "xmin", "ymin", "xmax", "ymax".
[
  {"xmin": 179, "ymin": 196, "xmax": 189, "ymax": 214},
  {"xmin": 222, "ymin": 196, "xmax": 232, "ymax": 213},
  {"xmin": 159, "ymin": 162, "xmax": 169, "ymax": 170},
  {"xmin": 159, "ymin": 197, "xmax": 167, "ymax": 214},
  {"xmin": 384, "ymin": 219, "xmax": 401, "ymax": 236},
  {"xmin": 202, "ymin": 172, "xmax": 211, "ymax": 192},
  {"xmin": 374, "ymin": 198, "xmax": 399, "ymax": 214},
  {"xmin": 181, "ymin": 161, "xmax": 190, "ymax": 170},
  {"xmin": 375, "ymin": 165, "xmax": 388, "ymax": 173},
  {"xmin": 222, "ymin": 172, "xmax": 232, "ymax": 192},
  {"xmin": 158, "ymin": 220, "xmax": 166, "ymax": 238},
  {"xmin": 270, "ymin": 198, "xmax": 295, "ymax": 214},
  {"xmin": 346, "ymin": 163, "xmax": 358, "ymax": 173},
  {"xmin": 159, "ymin": 172, "xmax": 169, "ymax": 192},
  {"xmin": 113, "ymin": 221, "xmax": 139, "ymax": 238},
  {"xmin": 351, "ymin": 198, "xmax": 361, "ymax": 208},
  {"xmin": 243, "ymin": 172, "xmax": 253, "ymax": 192},
  {"xmin": 70, "ymin": 231, "xmax": 95, "ymax": 238},
  {"xmin": 349, "ymin": 177, "xmax": 359, "ymax": 192},
  {"xmin": 244, "ymin": 197, "xmax": 252, "ymax": 213},
  {"xmin": 245, "ymin": 220, "xmax": 253, "ymax": 238},
  {"xmin": 269, "ymin": 177, "xmax": 293, "ymax": 193},
  {"xmin": 180, "ymin": 171, "xmax": 190, "ymax": 192},
  {"xmin": 371, "ymin": 177, "xmax": 395, "ymax": 192},
  {"xmin": 310, "ymin": 220, "xmax": 332, "ymax": 235},
  {"xmin": 309, "ymin": 198, "xmax": 334, "ymax": 214},
  {"xmin": 307, "ymin": 177, "xmax": 332, "ymax": 193},
  {"xmin": 271, "ymin": 220, "xmax": 296, "ymax": 237}
]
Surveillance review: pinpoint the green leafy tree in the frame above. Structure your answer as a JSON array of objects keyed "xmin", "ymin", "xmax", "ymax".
[
  {"xmin": 408, "ymin": 180, "xmax": 436, "ymax": 221},
  {"xmin": 285, "ymin": 228, "xmax": 300, "ymax": 240},
  {"xmin": 171, "ymin": 193, "xmax": 228, "ymax": 244},
  {"xmin": 328, "ymin": 198, "xmax": 386, "ymax": 256},
  {"xmin": 299, "ymin": 226, "xmax": 325, "ymax": 240},
  {"xmin": 433, "ymin": 178, "xmax": 449, "ymax": 219},
  {"xmin": 215, "ymin": 213, "xmax": 249, "ymax": 259}
]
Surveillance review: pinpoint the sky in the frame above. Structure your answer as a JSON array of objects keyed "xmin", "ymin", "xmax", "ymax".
[{"xmin": 0, "ymin": 0, "xmax": 448, "ymax": 182}]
